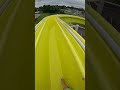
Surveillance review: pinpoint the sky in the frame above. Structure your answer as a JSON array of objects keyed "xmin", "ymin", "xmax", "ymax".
[{"xmin": 35, "ymin": 0, "xmax": 85, "ymax": 8}]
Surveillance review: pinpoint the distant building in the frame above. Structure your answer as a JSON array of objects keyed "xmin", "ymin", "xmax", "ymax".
[{"xmin": 64, "ymin": 8, "xmax": 84, "ymax": 16}]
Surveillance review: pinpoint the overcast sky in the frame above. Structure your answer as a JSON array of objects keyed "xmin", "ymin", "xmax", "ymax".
[{"xmin": 35, "ymin": 0, "xmax": 85, "ymax": 8}]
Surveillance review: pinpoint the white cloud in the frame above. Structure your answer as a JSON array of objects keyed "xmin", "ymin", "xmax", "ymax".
[{"xmin": 35, "ymin": 0, "xmax": 85, "ymax": 8}]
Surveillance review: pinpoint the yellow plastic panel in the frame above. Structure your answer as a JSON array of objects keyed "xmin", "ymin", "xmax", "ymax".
[{"xmin": 35, "ymin": 15, "xmax": 85, "ymax": 90}]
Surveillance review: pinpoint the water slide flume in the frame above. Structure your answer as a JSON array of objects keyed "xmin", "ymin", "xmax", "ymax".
[{"xmin": 35, "ymin": 14, "xmax": 85, "ymax": 90}]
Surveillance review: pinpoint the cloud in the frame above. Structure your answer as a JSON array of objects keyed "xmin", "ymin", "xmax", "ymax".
[{"xmin": 35, "ymin": 0, "xmax": 85, "ymax": 8}]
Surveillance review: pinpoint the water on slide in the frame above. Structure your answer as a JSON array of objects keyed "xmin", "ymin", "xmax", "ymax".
[{"xmin": 35, "ymin": 15, "xmax": 85, "ymax": 90}]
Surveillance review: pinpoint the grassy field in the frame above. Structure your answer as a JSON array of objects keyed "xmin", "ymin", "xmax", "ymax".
[{"xmin": 35, "ymin": 13, "xmax": 52, "ymax": 24}]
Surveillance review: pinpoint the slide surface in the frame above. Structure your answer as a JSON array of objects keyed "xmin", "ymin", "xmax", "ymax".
[{"xmin": 35, "ymin": 14, "xmax": 85, "ymax": 90}]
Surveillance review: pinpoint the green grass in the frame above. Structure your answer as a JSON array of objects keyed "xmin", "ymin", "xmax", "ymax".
[{"xmin": 35, "ymin": 13, "xmax": 52, "ymax": 24}]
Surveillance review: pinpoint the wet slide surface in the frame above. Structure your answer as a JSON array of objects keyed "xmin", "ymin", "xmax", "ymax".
[{"xmin": 35, "ymin": 15, "xmax": 85, "ymax": 90}]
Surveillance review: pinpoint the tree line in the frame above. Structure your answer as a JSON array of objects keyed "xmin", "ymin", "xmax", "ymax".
[{"xmin": 35, "ymin": 5, "xmax": 84, "ymax": 13}]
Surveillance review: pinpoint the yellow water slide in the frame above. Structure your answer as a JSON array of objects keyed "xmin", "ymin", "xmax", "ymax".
[{"xmin": 35, "ymin": 15, "xmax": 85, "ymax": 90}]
